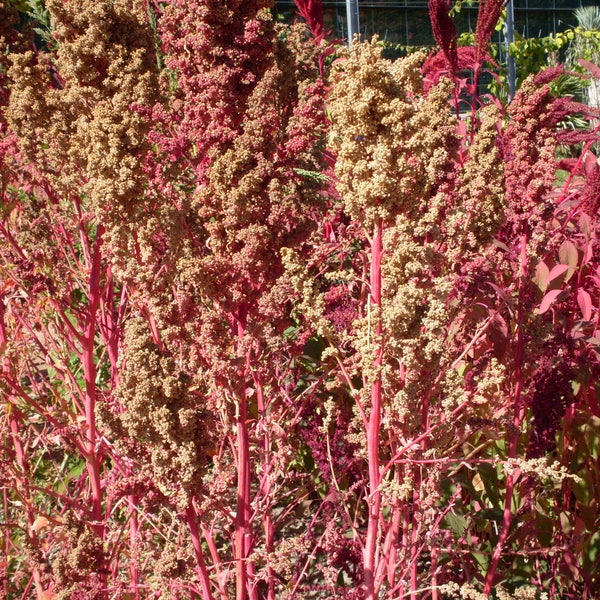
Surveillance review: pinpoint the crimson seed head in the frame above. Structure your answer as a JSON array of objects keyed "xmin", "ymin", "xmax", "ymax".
[
  {"xmin": 428, "ymin": 0, "xmax": 458, "ymax": 73},
  {"xmin": 527, "ymin": 344, "xmax": 575, "ymax": 457}
]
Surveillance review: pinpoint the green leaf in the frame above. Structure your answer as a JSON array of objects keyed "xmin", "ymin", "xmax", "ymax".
[
  {"xmin": 450, "ymin": 471, "xmax": 482, "ymax": 500},
  {"xmin": 560, "ymin": 511, "xmax": 573, "ymax": 535},
  {"xmin": 585, "ymin": 530, "xmax": 600, "ymax": 568},
  {"xmin": 443, "ymin": 512, "xmax": 468, "ymax": 538},
  {"xmin": 472, "ymin": 551, "xmax": 490, "ymax": 572},
  {"xmin": 475, "ymin": 507, "xmax": 504, "ymax": 523},
  {"xmin": 293, "ymin": 168, "xmax": 331, "ymax": 184},
  {"xmin": 476, "ymin": 463, "xmax": 501, "ymax": 508},
  {"xmin": 573, "ymin": 469, "xmax": 594, "ymax": 506},
  {"xmin": 536, "ymin": 512, "xmax": 554, "ymax": 546},
  {"xmin": 587, "ymin": 417, "xmax": 600, "ymax": 460}
]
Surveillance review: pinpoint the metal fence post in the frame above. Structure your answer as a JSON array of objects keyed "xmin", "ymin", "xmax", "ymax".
[
  {"xmin": 346, "ymin": 0, "xmax": 360, "ymax": 46},
  {"xmin": 506, "ymin": 0, "xmax": 517, "ymax": 99}
]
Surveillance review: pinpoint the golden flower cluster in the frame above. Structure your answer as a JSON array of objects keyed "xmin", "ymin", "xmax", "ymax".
[
  {"xmin": 447, "ymin": 104, "xmax": 505, "ymax": 257},
  {"xmin": 329, "ymin": 40, "xmax": 456, "ymax": 224},
  {"xmin": 115, "ymin": 318, "xmax": 214, "ymax": 510},
  {"xmin": 6, "ymin": 0, "xmax": 158, "ymax": 220}
]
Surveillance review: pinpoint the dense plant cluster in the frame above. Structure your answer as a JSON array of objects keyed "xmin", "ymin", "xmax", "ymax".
[{"xmin": 0, "ymin": 0, "xmax": 599, "ymax": 599}]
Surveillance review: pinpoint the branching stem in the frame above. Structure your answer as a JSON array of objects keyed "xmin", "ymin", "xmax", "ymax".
[{"xmin": 364, "ymin": 218, "xmax": 384, "ymax": 600}]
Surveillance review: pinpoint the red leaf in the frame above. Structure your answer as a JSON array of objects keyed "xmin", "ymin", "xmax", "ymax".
[
  {"xmin": 558, "ymin": 240, "xmax": 578, "ymax": 268},
  {"xmin": 547, "ymin": 263, "xmax": 570, "ymax": 284},
  {"xmin": 581, "ymin": 242, "xmax": 593, "ymax": 267},
  {"xmin": 577, "ymin": 288, "xmax": 593, "ymax": 321},
  {"xmin": 488, "ymin": 313, "xmax": 509, "ymax": 358},
  {"xmin": 534, "ymin": 260, "xmax": 549, "ymax": 291},
  {"xmin": 538, "ymin": 289, "xmax": 562, "ymax": 315}
]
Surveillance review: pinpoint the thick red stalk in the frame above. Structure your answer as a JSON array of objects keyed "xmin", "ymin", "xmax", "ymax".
[
  {"xmin": 89, "ymin": 258, "xmax": 139, "ymax": 597},
  {"xmin": 128, "ymin": 503, "xmax": 140, "ymax": 600},
  {"xmin": 431, "ymin": 546, "xmax": 439, "ymax": 600},
  {"xmin": 89, "ymin": 264, "xmax": 139, "ymax": 596},
  {"xmin": 1, "ymin": 303, "xmax": 44, "ymax": 599},
  {"xmin": 234, "ymin": 316, "xmax": 255, "ymax": 600},
  {"xmin": 254, "ymin": 372, "xmax": 276, "ymax": 600},
  {"xmin": 7, "ymin": 416, "xmax": 44, "ymax": 599},
  {"xmin": 235, "ymin": 398, "xmax": 251, "ymax": 600},
  {"xmin": 98, "ymin": 269, "xmax": 123, "ymax": 385},
  {"xmin": 2, "ymin": 488, "xmax": 7, "ymax": 599},
  {"xmin": 364, "ymin": 218, "xmax": 384, "ymax": 600},
  {"xmin": 81, "ymin": 225, "xmax": 105, "ymax": 542},
  {"xmin": 399, "ymin": 505, "xmax": 411, "ymax": 599},
  {"xmin": 379, "ymin": 496, "xmax": 402, "ymax": 590},
  {"xmin": 410, "ymin": 494, "xmax": 419, "ymax": 599},
  {"xmin": 185, "ymin": 505, "xmax": 215, "ymax": 600},
  {"xmin": 374, "ymin": 469, "xmax": 404, "ymax": 592},
  {"xmin": 202, "ymin": 523, "xmax": 229, "ymax": 600},
  {"xmin": 483, "ymin": 231, "xmax": 529, "ymax": 596}
]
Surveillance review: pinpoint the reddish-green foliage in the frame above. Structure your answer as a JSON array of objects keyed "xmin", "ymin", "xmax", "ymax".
[{"xmin": 0, "ymin": 1, "xmax": 599, "ymax": 599}]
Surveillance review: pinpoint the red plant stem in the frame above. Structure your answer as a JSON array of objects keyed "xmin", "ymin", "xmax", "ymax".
[
  {"xmin": 81, "ymin": 225, "xmax": 105, "ymax": 543},
  {"xmin": 364, "ymin": 218, "xmax": 383, "ymax": 600},
  {"xmin": 392, "ymin": 493, "xmax": 460, "ymax": 597},
  {"xmin": 2, "ymin": 489, "xmax": 7, "ymax": 599},
  {"xmin": 98, "ymin": 268, "xmax": 123, "ymax": 384},
  {"xmin": 253, "ymin": 372, "xmax": 276, "ymax": 600},
  {"xmin": 7, "ymin": 410, "xmax": 45, "ymax": 599},
  {"xmin": 483, "ymin": 232, "xmax": 529, "ymax": 596},
  {"xmin": 410, "ymin": 490, "xmax": 419, "ymax": 600},
  {"xmin": 74, "ymin": 222, "xmax": 108, "ymax": 597},
  {"xmin": 125, "ymin": 500, "xmax": 140, "ymax": 600},
  {"xmin": 431, "ymin": 546, "xmax": 439, "ymax": 600},
  {"xmin": 235, "ymin": 399, "xmax": 249, "ymax": 600},
  {"xmin": 1, "ymin": 302, "xmax": 44, "ymax": 599},
  {"xmin": 559, "ymin": 133, "xmax": 600, "ymax": 195},
  {"xmin": 97, "ymin": 272, "xmax": 139, "ymax": 597},
  {"xmin": 202, "ymin": 523, "xmax": 229, "ymax": 600},
  {"xmin": 185, "ymin": 505, "xmax": 215, "ymax": 600},
  {"xmin": 470, "ymin": 64, "xmax": 482, "ymax": 131},
  {"xmin": 234, "ymin": 314, "xmax": 256, "ymax": 600},
  {"xmin": 561, "ymin": 400, "xmax": 576, "ymax": 516},
  {"xmin": 263, "ymin": 495, "xmax": 275, "ymax": 600},
  {"xmin": 19, "ymin": 576, "xmax": 34, "ymax": 600},
  {"xmin": 288, "ymin": 499, "xmax": 331, "ymax": 597},
  {"xmin": 4, "ymin": 378, "xmax": 86, "ymax": 453},
  {"xmin": 398, "ymin": 504, "xmax": 410, "ymax": 599},
  {"xmin": 375, "ymin": 484, "xmax": 402, "ymax": 591},
  {"xmin": 380, "ymin": 399, "xmax": 469, "ymax": 479}
]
